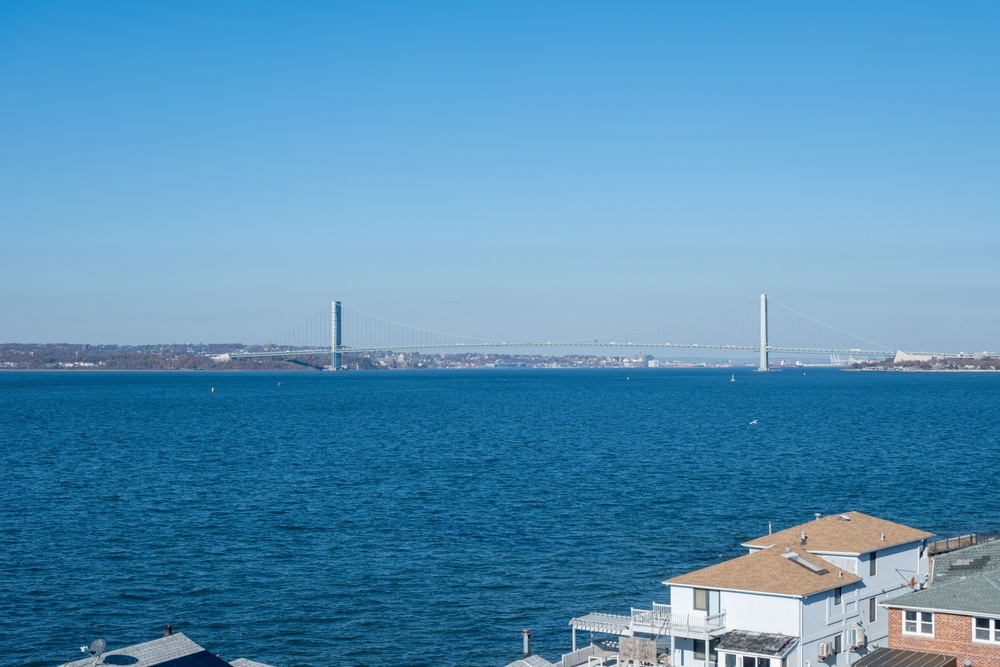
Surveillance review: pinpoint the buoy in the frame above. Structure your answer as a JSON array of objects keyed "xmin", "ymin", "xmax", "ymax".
[{"xmin": 211, "ymin": 387, "xmax": 215, "ymax": 393}]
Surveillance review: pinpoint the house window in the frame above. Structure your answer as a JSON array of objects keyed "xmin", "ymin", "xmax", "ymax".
[
  {"xmin": 974, "ymin": 617, "xmax": 1000, "ymax": 643},
  {"xmin": 694, "ymin": 639, "xmax": 706, "ymax": 661},
  {"xmin": 694, "ymin": 588, "xmax": 709, "ymax": 611},
  {"xmin": 869, "ymin": 552, "xmax": 877, "ymax": 576},
  {"xmin": 834, "ymin": 634, "xmax": 842, "ymax": 654},
  {"xmin": 904, "ymin": 610, "xmax": 933, "ymax": 635},
  {"xmin": 742, "ymin": 657, "xmax": 768, "ymax": 667},
  {"xmin": 726, "ymin": 655, "xmax": 736, "ymax": 667},
  {"xmin": 834, "ymin": 587, "xmax": 842, "ymax": 605},
  {"xmin": 869, "ymin": 597, "xmax": 876, "ymax": 623}
]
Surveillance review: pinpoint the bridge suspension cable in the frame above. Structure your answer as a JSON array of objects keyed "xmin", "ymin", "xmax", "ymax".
[
  {"xmin": 765, "ymin": 299, "xmax": 894, "ymax": 354},
  {"xmin": 340, "ymin": 306, "xmax": 504, "ymax": 352},
  {"xmin": 591, "ymin": 299, "xmax": 760, "ymax": 349}
]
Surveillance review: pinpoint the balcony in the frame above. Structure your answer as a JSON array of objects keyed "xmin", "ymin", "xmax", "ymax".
[
  {"xmin": 629, "ymin": 604, "xmax": 727, "ymax": 638},
  {"xmin": 570, "ymin": 604, "xmax": 726, "ymax": 646}
]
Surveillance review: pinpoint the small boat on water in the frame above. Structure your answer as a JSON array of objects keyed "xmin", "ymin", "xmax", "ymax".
[{"xmin": 730, "ymin": 374, "xmax": 735, "ymax": 382}]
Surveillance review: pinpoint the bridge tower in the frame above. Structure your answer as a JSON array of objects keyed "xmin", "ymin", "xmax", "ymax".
[
  {"xmin": 758, "ymin": 293, "xmax": 768, "ymax": 372},
  {"xmin": 331, "ymin": 301, "xmax": 342, "ymax": 371}
]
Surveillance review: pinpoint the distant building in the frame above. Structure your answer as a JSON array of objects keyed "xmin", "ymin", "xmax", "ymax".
[{"xmin": 892, "ymin": 351, "xmax": 934, "ymax": 363}]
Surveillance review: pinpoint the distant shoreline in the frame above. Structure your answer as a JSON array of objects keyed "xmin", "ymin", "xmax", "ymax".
[{"xmin": 843, "ymin": 367, "xmax": 1000, "ymax": 373}]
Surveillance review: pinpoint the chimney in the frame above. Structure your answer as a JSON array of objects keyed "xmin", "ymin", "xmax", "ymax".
[
  {"xmin": 522, "ymin": 629, "xmax": 531, "ymax": 658},
  {"xmin": 164, "ymin": 625, "xmax": 173, "ymax": 637}
]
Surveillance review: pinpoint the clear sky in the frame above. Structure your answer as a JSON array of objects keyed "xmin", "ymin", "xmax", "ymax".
[{"xmin": 1, "ymin": 2, "xmax": 997, "ymax": 352}]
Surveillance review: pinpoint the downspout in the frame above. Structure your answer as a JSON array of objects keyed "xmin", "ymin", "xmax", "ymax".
[{"xmin": 799, "ymin": 595, "xmax": 804, "ymax": 667}]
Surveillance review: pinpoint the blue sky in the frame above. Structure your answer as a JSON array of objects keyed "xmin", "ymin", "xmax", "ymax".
[{"xmin": 1, "ymin": 2, "xmax": 997, "ymax": 352}]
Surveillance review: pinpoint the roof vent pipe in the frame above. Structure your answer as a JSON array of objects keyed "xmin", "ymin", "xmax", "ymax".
[
  {"xmin": 801, "ymin": 531, "xmax": 808, "ymax": 545},
  {"xmin": 522, "ymin": 629, "xmax": 531, "ymax": 658},
  {"xmin": 881, "ymin": 532, "xmax": 885, "ymax": 541},
  {"xmin": 815, "ymin": 513, "xmax": 822, "ymax": 521}
]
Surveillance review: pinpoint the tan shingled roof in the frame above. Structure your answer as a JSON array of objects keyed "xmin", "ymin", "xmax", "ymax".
[
  {"xmin": 664, "ymin": 546, "xmax": 861, "ymax": 597},
  {"xmin": 742, "ymin": 512, "xmax": 933, "ymax": 554}
]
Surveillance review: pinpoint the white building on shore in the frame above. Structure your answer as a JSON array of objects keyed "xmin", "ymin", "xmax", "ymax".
[{"xmin": 514, "ymin": 512, "xmax": 933, "ymax": 667}]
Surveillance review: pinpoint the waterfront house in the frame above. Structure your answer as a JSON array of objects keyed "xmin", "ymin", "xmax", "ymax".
[
  {"xmin": 869, "ymin": 540, "xmax": 1000, "ymax": 667},
  {"xmin": 666, "ymin": 512, "xmax": 933, "ymax": 667},
  {"xmin": 545, "ymin": 512, "xmax": 933, "ymax": 667}
]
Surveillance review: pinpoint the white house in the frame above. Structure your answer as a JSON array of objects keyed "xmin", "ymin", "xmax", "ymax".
[
  {"xmin": 664, "ymin": 512, "xmax": 933, "ymax": 667},
  {"xmin": 553, "ymin": 512, "xmax": 933, "ymax": 667}
]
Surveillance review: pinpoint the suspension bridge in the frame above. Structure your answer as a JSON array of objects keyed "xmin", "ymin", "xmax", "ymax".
[{"xmin": 227, "ymin": 294, "xmax": 901, "ymax": 371}]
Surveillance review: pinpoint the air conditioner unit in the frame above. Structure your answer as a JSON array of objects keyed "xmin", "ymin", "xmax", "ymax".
[
  {"xmin": 818, "ymin": 642, "xmax": 831, "ymax": 659},
  {"xmin": 851, "ymin": 628, "xmax": 866, "ymax": 649}
]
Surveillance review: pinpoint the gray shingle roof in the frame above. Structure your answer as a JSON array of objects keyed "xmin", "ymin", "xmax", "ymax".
[
  {"xmin": 58, "ymin": 634, "xmax": 277, "ymax": 667},
  {"xmin": 932, "ymin": 539, "xmax": 1000, "ymax": 584},
  {"xmin": 888, "ymin": 568, "xmax": 1000, "ymax": 616},
  {"xmin": 503, "ymin": 655, "xmax": 556, "ymax": 667},
  {"xmin": 60, "ymin": 634, "xmax": 216, "ymax": 667}
]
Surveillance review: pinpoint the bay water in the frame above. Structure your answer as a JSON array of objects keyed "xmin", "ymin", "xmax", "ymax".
[{"xmin": 2, "ymin": 369, "xmax": 998, "ymax": 667}]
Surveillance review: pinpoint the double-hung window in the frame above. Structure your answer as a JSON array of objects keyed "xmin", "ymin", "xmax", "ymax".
[
  {"xmin": 904, "ymin": 610, "xmax": 933, "ymax": 636},
  {"xmin": 974, "ymin": 617, "xmax": 1000, "ymax": 643}
]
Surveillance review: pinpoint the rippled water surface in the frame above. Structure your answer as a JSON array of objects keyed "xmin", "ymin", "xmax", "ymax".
[{"xmin": 3, "ymin": 369, "xmax": 999, "ymax": 667}]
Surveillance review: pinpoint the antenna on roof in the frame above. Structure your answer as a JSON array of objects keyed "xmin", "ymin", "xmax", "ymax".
[{"xmin": 80, "ymin": 639, "xmax": 106, "ymax": 666}]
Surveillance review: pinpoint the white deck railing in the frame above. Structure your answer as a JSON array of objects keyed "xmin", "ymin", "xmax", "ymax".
[
  {"xmin": 671, "ymin": 611, "xmax": 726, "ymax": 634},
  {"xmin": 562, "ymin": 644, "xmax": 616, "ymax": 667},
  {"xmin": 629, "ymin": 605, "xmax": 726, "ymax": 635},
  {"xmin": 631, "ymin": 606, "xmax": 671, "ymax": 633}
]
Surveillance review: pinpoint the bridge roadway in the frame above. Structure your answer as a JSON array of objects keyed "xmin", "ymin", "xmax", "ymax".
[{"xmin": 229, "ymin": 342, "xmax": 895, "ymax": 359}]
